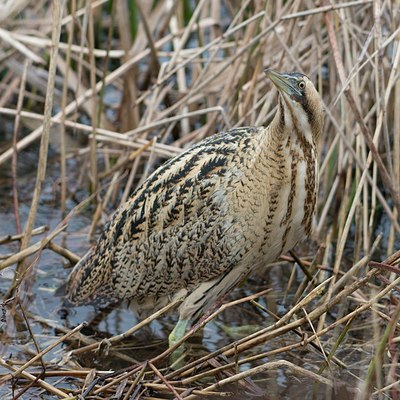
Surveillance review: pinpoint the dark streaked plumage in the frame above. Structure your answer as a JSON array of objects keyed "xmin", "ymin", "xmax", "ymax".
[{"xmin": 67, "ymin": 69, "xmax": 324, "ymax": 346}]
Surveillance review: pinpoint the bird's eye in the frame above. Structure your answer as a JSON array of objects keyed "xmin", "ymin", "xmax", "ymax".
[{"xmin": 298, "ymin": 81, "xmax": 306, "ymax": 90}]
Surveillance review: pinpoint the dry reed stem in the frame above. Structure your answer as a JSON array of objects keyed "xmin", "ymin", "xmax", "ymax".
[
  {"xmin": 166, "ymin": 250, "xmax": 400, "ymax": 381},
  {"xmin": 183, "ymin": 360, "xmax": 334, "ymax": 400},
  {"xmin": 0, "ymin": 224, "xmax": 67, "ymax": 270},
  {"xmin": 0, "ymin": 358, "xmax": 69, "ymax": 398},
  {"xmin": 46, "ymin": 241, "xmax": 80, "ymax": 264},
  {"xmin": 148, "ymin": 362, "xmax": 184, "ymax": 400},
  {"xmin": 0, "ymin": 34, "xmax": 172, "ymax": 164},
  {"xmin": 59, "ymin": 0, "xmax": 75, "ymax": 215},
  {"xmin": 29, "ymin": 314, "xmax": 139, "ymax": 364},
  {"xmin": 144, "ymin": 383, "xmax": 232, "ymax": 397},
  {"xmin": 69, "ymin": 296, "xmax": 183, "ymax": 356},
  {"xmin": 88, "ymin": 364, "xmax": 147, "ymax": 397},
  {"xmin": 0, "ymin": 27, "xmax": 44, "ymax": 64},
  {"xmin": 11, "ymin": 322, "xmax": 86, "ymax": 378},
  {"xmin": 0, "ymin": 226, "xmax": 48, "ymax": 245},
  {"xmin": 8, "ymin": 0, "xmax": 64, "ymax": 297},
  {"xmin": 325, "ymin": 0, "xmax": 400, "ymax": 213},
  {"xmin": 11, "ymin": 59, "xmax": 29, "ymax": 236}
]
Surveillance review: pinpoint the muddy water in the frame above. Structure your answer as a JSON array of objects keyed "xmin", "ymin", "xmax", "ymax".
[{"xmin": 0, "ymin": 139, "xmax": 355, "ymax": 399}]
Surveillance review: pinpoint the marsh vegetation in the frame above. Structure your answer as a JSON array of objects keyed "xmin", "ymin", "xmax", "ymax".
[{"xmin": 0, "ymin": 0, "xmax": 399, "ymax": 399}]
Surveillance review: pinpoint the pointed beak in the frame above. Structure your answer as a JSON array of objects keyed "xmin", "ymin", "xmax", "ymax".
[{"xmin": 264, "ymin": 68, "xmax": 301, "ymax": 97}]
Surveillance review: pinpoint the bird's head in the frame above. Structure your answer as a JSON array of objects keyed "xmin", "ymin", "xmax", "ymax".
[{"xmin": 265, "ymin": 68, "xmax": 324, "ymax": 142}]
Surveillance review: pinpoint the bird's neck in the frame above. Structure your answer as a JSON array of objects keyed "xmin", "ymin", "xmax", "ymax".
[{"xmin": 269, "ymin": 97, "xmax": 319, "ymax": 156}]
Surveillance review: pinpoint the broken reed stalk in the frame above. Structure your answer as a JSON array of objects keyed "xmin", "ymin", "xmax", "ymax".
[
  {"xmin": 0, "ymin": 225, "xmax": 67, "ymax": 271},
  {"xmin": 0, "ymin": 225, "xmax": 48, "ymax": 244},
  {"xmin": 0, "ymin": 358, "xmax": 70, "ymax": 399}
]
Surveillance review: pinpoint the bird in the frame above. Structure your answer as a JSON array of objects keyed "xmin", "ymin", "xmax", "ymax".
[{"xmin": 66, "ymin": 69, "xmax": 324, "ymax": 348}]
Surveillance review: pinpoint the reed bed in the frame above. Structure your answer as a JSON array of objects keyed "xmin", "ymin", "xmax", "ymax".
[{"xmin": 0, "ymin": 0, "xmax": 399, "ymax": 398}]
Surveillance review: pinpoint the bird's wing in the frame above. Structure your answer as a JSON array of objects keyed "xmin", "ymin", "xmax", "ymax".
[
  {"xmin": 67, "ymin": 127, "xmax": 262, "ymax": 304},
  {"xmin": 109, "ymin": 128, "xmax": 262, "ymax": 299}
]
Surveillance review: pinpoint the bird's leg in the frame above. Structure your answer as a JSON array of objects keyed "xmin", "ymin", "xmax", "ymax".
[
  {"xmin": 168, "ymin": 318, "xmax": 190, "ymax": 366},
  {"xmin": 168, "ymin": 318, "xmax": 189, "ymax": 348},
  {"xmin": 169, "ymin": 293, "xmax": 226, "ymax": 348}
]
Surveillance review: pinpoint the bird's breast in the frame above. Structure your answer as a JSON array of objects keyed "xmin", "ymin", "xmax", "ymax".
[{"xmin": 229, "ymin": 143, "xmax": 317, "ymax": 268}]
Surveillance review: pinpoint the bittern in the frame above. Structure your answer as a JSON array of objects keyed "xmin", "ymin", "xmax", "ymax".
[{"xmin": 67, "ymin": 69, "xmax": 324, "ymax": 347}]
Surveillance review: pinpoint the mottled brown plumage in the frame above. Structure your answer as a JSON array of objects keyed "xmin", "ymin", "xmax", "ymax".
[{"xmin": 67, "ymin": 69, "xmax": 324, "ymax": 345}]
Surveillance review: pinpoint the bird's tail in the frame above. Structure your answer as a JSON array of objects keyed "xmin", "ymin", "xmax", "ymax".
[{"xmin": 66, "ymin": 248, "xmax": 115, "ymax": 307}]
